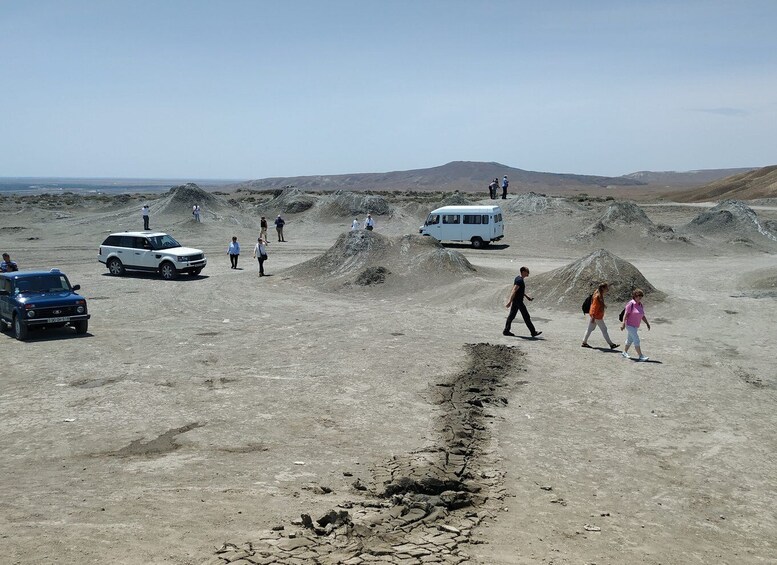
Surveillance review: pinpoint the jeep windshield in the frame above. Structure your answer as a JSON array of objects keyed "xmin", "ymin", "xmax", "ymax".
[
  {"xmin": 15, "ymin": 274, "xmax": 71, "ymax": 294},
  {"xmin": 147, "ymin": 235, "xmax": 182, "ymax": 250}
]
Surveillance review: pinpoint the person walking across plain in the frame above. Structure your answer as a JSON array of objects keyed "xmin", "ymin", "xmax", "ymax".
[
  {"xmin": 141, "ymin": 204, "xmax": 150, "ymax": 230},
  {"xmin": 253, "ymin": 237, "xmax": 268, "ymax": 276},
  {"xmin": 501, "ymin": 175, "xmax": 509, "ymax": 199},
  {"xmin": 504, "ymin": 266, "xmax": 542, "ymax": 338},
  {"xmin": 582, "ymin": 282, "xmax": 619, "ymax": 350},
  {"xmin": 351, "ymin": 218, "xmax": 360, "ymax": 231},
  {"xmin": 364, "ymin": 213, "xmax": 375, "ymax": 231},
  {"xmin": 228, "ymin": 236, "xmax": 240, "ymax": 269},
  {"xmin": 620, "ymin": 288, "xmax": 651, "ymax": 361},
  {"xmin": 275, "ymin": 215, "xmax": 286, "ymax": 242},
  {"xmin": 260, "ymin": 216, "xmax": 268, "ymax": 240}
]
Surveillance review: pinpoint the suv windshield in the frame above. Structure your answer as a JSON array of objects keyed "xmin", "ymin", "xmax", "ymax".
[
  {"xmin": 147, "ymin": 235, "xmax": 181, "ymax": 250},
  {"xmin": 15, "ymin": 274, "xmax": 71, "ymax": 294}
]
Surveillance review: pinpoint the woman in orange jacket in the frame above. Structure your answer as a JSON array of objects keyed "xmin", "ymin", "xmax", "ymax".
[{"xmin": 582, "ymin": 282, "xmax": 619, "ymax": 349}]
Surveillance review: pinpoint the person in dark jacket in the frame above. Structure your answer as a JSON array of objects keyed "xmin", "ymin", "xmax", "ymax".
[{"xmin": 274, "ymin": 215, "xmax": 286, "ymax": 242}]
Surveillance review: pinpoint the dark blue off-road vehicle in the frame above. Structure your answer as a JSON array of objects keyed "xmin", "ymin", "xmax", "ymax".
[{"xmin": 0, "ymin": 269, "xmax": 90, "ymax": 341}]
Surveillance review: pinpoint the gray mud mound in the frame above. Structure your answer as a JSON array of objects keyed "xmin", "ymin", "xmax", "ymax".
[
  {"xmin": 573, "ymin": 200, "xmax": 675, "ymax": 242},
  {"xmin": 738, "ymin": 266, "xmax": 777, "ymax": 298},
  {"xmin": 681, "ymin": 200, "xmax": 777, "ymax": 244},
  {"xmin": 505, "ymin": 192, "xmax": 581, "ymax": 215},
  {"xmin": 315, "ymin": 190, "xmax": 391, "ymax": 218},
  {"xmin": 284, "ymin": 231, "xmax": 475, "ymax": 289},
  {"xmin": 531, "ymin": 248, "xmax": 664, "ymax": 310},
  {"xmin": 259, "ymin": 187, "xmax": 317, "ymax": 214},
  {"xmin": 439, "ymin": 192, "xmax": 472, "ymax": 206},
  {"xmin": 155, "ymin": 183, "xmax": 227, "ymax": 214}
]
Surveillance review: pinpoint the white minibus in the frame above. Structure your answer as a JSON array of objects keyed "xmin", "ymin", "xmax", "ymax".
[{"xmin": 419, "ymin": 205, "xmax": 504, "ymax": 248}]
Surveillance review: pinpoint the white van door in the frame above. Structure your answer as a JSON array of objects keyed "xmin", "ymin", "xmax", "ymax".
[
  {"xmin": 423, "ymin": 212, "xmax": 443, "ymax": 240},
  {"xmin": 441, "ymin": 212, "xmax": 463, "ymax": 241}
]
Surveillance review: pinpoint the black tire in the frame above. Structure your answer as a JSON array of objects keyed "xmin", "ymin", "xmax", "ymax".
[
  {"xmin": 13, "ymin": 315, "xmax": 28, "ymax": 341},
  {"xmin": 107, "ymin": 257, "xmax": 125, "ymax": 276},
  {"xmin": 471, "ymin": 237, "xmax": 484, "ymax": 249},
  {"xmin": 73, "ymin": 319, "xmax": 88, "ymax": 335},
  {"xmin": 0, "ymin": 318, "xmax": 7, "ymax": 332},
  {"xmin": 190, "ymin": 268, "xmax": 202, "ymax": 276},
  {"xmin": 159, "ymin": 262, "xmax": 178, "ymax": 280}
]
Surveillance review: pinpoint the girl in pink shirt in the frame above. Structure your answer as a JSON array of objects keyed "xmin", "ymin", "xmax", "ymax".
[{"xmin": 620, "ymin": 288, "xmax": 651, "ymax": 361}]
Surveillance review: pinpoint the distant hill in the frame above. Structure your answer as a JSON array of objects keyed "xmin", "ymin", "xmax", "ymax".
[
  {"xmin": 621, "ymin": 168, "xmax": 757, "ymax": 187},
  {"xmin": 228, "ymin": 161, "xmax": 645, "ymax": 193},
  {"xmin": 672, "ymin": 165, "xmax": 777, "ymax": 202}
]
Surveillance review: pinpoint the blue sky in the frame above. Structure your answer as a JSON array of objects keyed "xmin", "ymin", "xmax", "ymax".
[{"xmin": 1, "ymin": 0, "xmax": 775, "ymax": 179}]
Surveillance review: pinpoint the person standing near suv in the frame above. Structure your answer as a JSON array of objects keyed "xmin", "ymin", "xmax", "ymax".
[
  {"xmin": 141, "ymin": 204, "xmax": 150, "ymax": 230},
  {"xmin": 1, "ymin": 253, "xmax": 19, "ymax": 272},
  {"xmin": 227, "ymin": 236, "xmax": 240, "ymax": 269}
]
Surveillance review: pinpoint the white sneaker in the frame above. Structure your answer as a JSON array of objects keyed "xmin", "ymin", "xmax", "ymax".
[
  {"xmin": 621, "ymin": 352, "xmax": 630, "ymax": 359},
  {"xmin": 638, "ymin": 355, "xmax": 649, "ymax": 362}
]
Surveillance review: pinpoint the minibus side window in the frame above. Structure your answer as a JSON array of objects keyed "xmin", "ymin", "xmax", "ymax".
[
  {"xmin": 463, "ymin": 215, "xmax": 482, "ymax": 224},
  {"xmin": 442, "ymin": 214, "xmax": 460, "ymax": 224},
  {"xmin": 425, "ymin": 214, "xmax": 440, "ymax": 225},
  {"xmin": 482, "ymin": 215, "xmax": 489, "ymax": 224}
]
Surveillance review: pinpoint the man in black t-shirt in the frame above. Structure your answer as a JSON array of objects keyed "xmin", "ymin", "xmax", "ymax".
[{"xmin": 504, "ymin": 266, "xmax": 542, "ymax": 337}]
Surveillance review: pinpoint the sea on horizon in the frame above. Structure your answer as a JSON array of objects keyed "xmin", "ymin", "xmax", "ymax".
[{"xmin": 0, "ymin": 177, "xmax": 240, "ymax": 195}]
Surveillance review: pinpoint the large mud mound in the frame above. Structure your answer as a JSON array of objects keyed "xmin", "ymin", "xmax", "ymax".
[
  {"xmin": 258, "ymin": 187, "xmax": 317, "ymax": 214},
  {"xmin": 314, "ymin": 190, "xmax": 391, "ymax": 217},
  {"xmin": 505, "ymin": 192, "xmax": 581, "ymax": 215},
  {"xmin": 439, "ymin": 192, "xmax": 473, "ymax": 206},
  {"xmin": 531, "ymin": 249, "xmax": 664, "ymax": 310},
  {"xmin": 739, "ymin": 267, "xmax": 777, "ymax": 298},
  {"xmin": 154, "ymin": 183, "xmax": 227, "ymax": 214},
  {"xmin": 573, "ymin": 201, "xmax": 675, "ymax": 241},
  {"xmin": 284, "ymin": 231, "xmax": 475, "ymax": 289},
  {"xmin": 681, "ymin": 200, "xmax": 777, "ymax": 243}
]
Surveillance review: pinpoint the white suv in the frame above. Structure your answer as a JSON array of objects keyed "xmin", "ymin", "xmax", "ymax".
[{"xmin": 98, "ymin": 232, "xmax": 207, "ymax": 280}]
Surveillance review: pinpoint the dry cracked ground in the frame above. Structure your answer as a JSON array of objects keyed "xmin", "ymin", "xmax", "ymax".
[{"xmin": 1, "ymin": 193, "xmax": 777, "ymax": 564}]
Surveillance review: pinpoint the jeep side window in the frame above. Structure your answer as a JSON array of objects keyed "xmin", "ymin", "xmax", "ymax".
[
  {"xmin": 118, "ymin": 235, "xmax": 135, "ymax": 248},
  {"xmin": 133, "ymin": 237, "xmax": 151, "ymax": 250},
  {"xmin": 102, "ymin": 235, "xmax": 121, "ymax": 245}
]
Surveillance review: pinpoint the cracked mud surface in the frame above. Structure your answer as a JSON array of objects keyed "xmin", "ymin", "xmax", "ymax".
[{"xmin": 210, "ymin": 344, "xmax": 521, "ymax": 565}]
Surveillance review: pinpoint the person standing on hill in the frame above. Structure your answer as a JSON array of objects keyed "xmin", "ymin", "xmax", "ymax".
[
  {"xmin": 620, "ymin": 288, "xmax": 651, "ymax": 361},
  {"xmin": 364, "ymin": 213, "xmax": 375, "ymax": 231},
  {"xmin": 260, "ymin": 216, "xmax": 268, "ymax": 240},
  {"xmin": 227, "ymin": 236, "xmax": 241, "ymax": 269},
  {"xmin": 581, "ymin": 282, "xmax": 619, "ymax": 350},
  {"xmin": 141, "ymin": 204, "xmax": 150, "ymax": 230},
  {"xmin": 501, "ymin": 175, "xmax": 509, "ymax": 199},
  {"xmin": 192, "ymin": 204, "xmax": 201, "ymax": 222},
  {"xmin": 504, "ymin": 266, "xmax": 542, "ymax": 338},
  {"xmin": 351, "ymin": 218, "xmax": 360, "ymax": 231},
  {"xmin": 489, "ymin": 178, "xmax": 498, "ymax": 200}
]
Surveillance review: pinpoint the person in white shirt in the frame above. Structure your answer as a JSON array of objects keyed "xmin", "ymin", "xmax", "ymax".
[
  {"xmin": 227, "ymin": 236, "xmax": 240, "ymax": 269},
  {"xmin": 253, "ymin": 237, "xmax": 268, "ymax": 276},
  {"xmin": 351, "ymin": 218, "xmax": 360, "ymax": 231},
  {"xmin": 364, "ymin": 213, "xmax": 375, "ymax": 231},
  {"xmin": 141, "ymin": 205, "xmax": 150, "ymax": 230},
  {"xmin": 192, "ymin": 204, "xmax": 201, "ymax": 222}
]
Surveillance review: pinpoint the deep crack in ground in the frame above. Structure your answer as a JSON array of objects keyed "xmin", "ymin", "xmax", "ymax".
[{"xmin": 208, "ymin": 343, "xmax": 522, "ymax": 565}]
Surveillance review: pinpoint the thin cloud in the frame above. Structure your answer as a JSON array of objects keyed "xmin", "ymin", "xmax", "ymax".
[{"xmin": 691, "ymin": 107, "xmax": 749, "ymax": 117}]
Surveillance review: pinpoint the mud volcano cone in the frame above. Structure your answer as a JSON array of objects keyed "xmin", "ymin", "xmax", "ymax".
[
  {"xmin": 283, "ymin": 230, "xmax": 475, "ymax": 289},
  {"xmin": 157, "ymin": 183, "xmax": 226, "ymax": 214},
  {"xmin": 531, "ymin": 249, "xmax": 663, "ymax": 310},
  {"xmin": 260, "ymin": 187, "xmax": 317, "ymax": 214},
  {"xmin": 682, "ymin": 200, "xmax": 777, "ymax": 242}
]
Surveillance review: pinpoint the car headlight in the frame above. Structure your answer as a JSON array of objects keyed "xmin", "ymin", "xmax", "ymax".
[
  {"xmin": 76, "ymin": 306, "xmax": 85, "ymax": 314},
  {"xmin": 27, "ymin": 310, "xmax": 35, "ymax": 318},
  {"xmin": 177, "ymin": 256, "xmax": 189, "ymax": 262}
]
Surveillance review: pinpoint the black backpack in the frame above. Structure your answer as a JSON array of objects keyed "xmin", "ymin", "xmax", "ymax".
[
  {"xmin": 582, "ymin": 294, "xmax": 593, "ymax": 314},
  {"xmin": 618, "ymin": 307, "xmax": 626, "ymax": 322}
]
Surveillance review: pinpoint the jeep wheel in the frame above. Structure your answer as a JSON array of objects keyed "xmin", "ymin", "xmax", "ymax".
[
  {"xmin": 190, "ymin": 268, "xmax": 202, "ymax": 276},
  {"xmin": 0, "ymin": 318, "xmax": 7, "ymax": 332},
  {"xmin": 73, "ymin": 319, "xmax": 88, "ymax": 335},
  {"xmin": 13, "ymin": 315, "xmax": 28, "ymax": 341},
  {"xmin": 471, "ymin": 237, "xmax": 484, "ymax": 249},
  {"xmin": 107, "ymin": 257, "xmax": 125, "ymax": 276},
  {"xmin": 160, "ymin": 262, "xmax": 178, "ymax": 280}
]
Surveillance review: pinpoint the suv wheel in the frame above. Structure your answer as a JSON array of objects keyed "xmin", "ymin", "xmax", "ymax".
[
  {"xmin": 190, "ymin": 268, "xmax": 202, "ymax": 276},
  {"xmin": 0, "ymin": 318, "xmax": 7, "ymax": 332},
  {"xmin": 13, "ymin": 315, "xmax": 28, "ymax": 341},
  {"xmin": 107, "ymin": 257, "xmax": 125, "ymax": 276},
  {"xmin": 73, "ymin": 319, "xmax": 89, "ymax": 335},
  {"xmin": 159, "ymin": 262, "xmax": 178, "ymax": 280}
]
